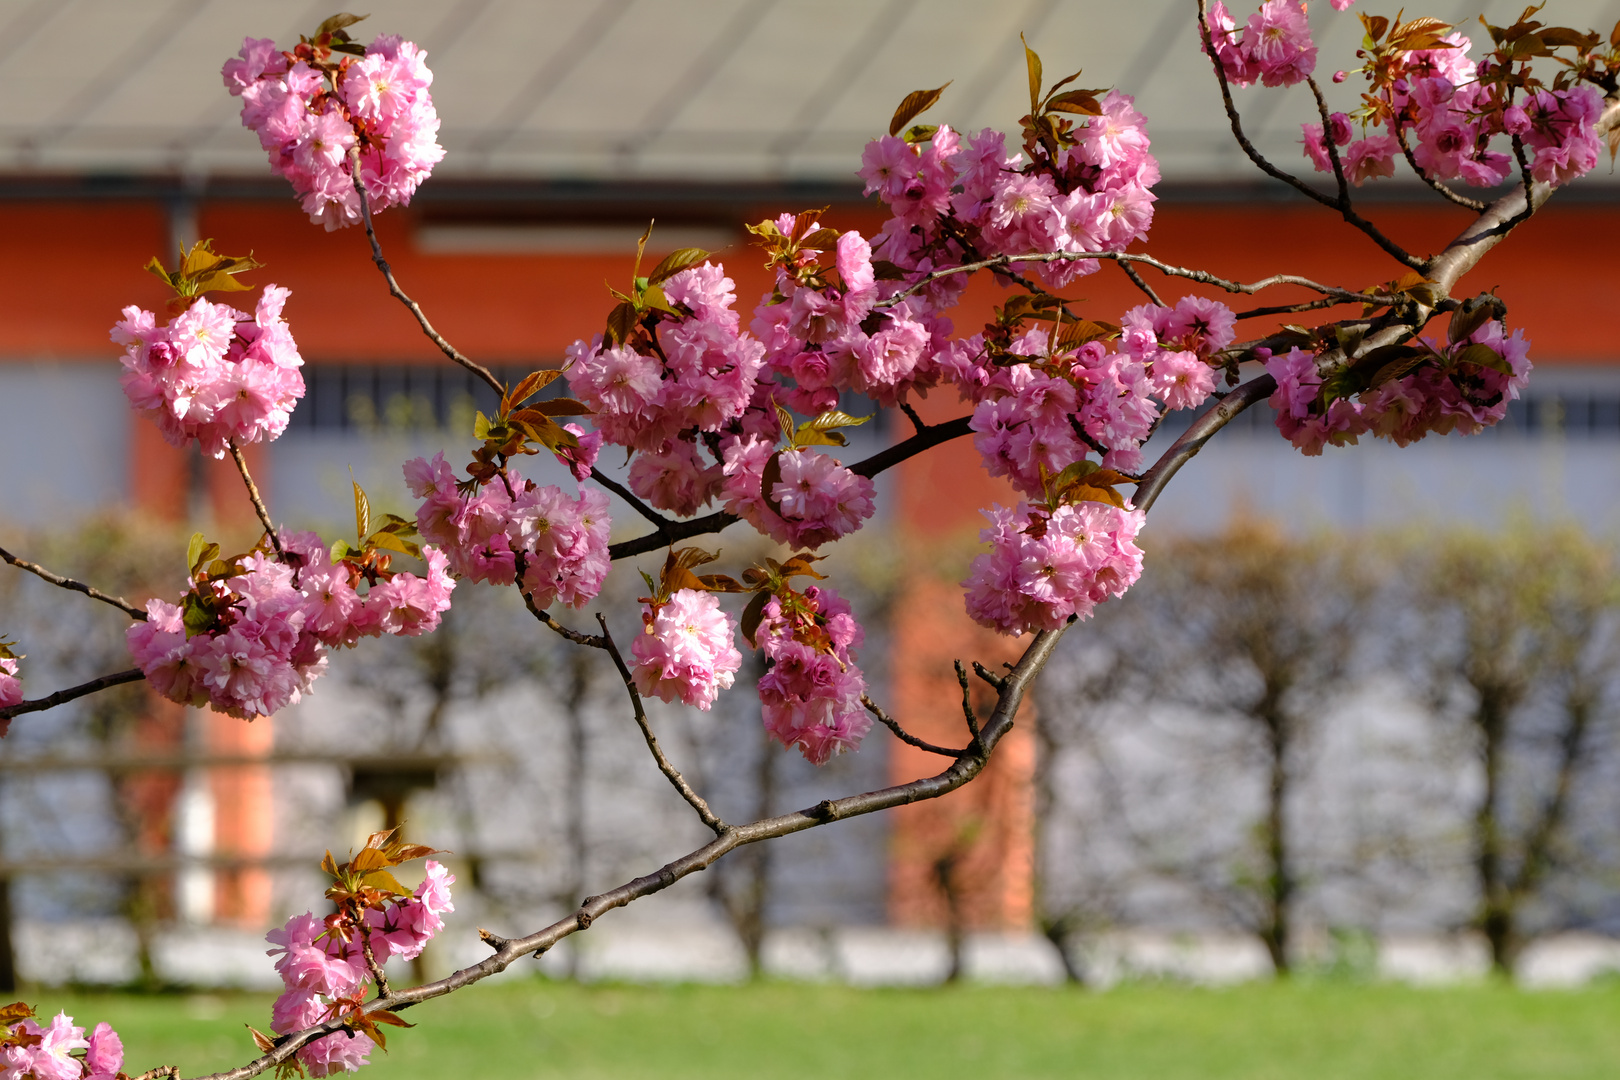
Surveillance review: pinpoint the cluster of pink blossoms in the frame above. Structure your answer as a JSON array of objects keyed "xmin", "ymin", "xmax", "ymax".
[
  {"xmin": 630, "ymin": 589, "xmax": 744, "ymax": 710},
  {"xmin": 223, "ymin": 33, "xmax": 444, "ymax": 229},
  {"xmin": 0, "ymin": 658, "xmax": 19, "ymax": 710},
  {"xmin": 0, "ymin": 1012, "xmax": 121, "ymax": 1080},
  {"xmin": 1205, "ymin": 0, "xmax": 1345, "ymax": 89},
  {"xmin": 1300, "ymin": 31, "xmax": 1605, "ymax": 189},
  {"xmin": 964, "ymin": 499, "xmax": 1147, "ymax": 636},
  {"xmin": 963, "ymin": 294, "xmax": 1232, "ymax": 484},
  {"xmin": 267, "ymin": 862, "xmax": 454, "ymax": 1076},
  {"xmin": 405, "ymin": 453, "xmax": 610, "ymax": 610},
  {"xmin": 126, "ymin": 532, "xmax": 454, "ymax": 720},
  {"xmin": 567, "ymin": 261, "xmax": 876, "ymax": 549},
  {"xmin": 112, "ymin": 289, "xmax": 304, "ymax": 459},
  {"xmin": 1265, "ymin": 319, "xmax": 1531, "ymax": 455},
  {"xmin": 756, "ymin": 587, "xmax": 870, "ymax": 765}
]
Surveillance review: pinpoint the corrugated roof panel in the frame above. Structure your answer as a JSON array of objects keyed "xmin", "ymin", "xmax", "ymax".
[{"xmin": 0, "ymin": 0, "xmax": 1613, "ymax": 184}]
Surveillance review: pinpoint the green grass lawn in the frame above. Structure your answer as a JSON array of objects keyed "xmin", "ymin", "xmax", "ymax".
[{"xmin": 46, "ymin": 977, "xmax": 1620, "ymax": 1080}]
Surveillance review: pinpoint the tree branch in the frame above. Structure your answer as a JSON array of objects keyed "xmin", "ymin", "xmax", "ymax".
[
  {"xmin": 0, "ymin": 668, "xmax": 147, "ymax": 724},
  {"xmin": 592, "ymin": 614, "xmax": 728, "ymax": 835},
  {"xmin": 590, "ymin": 471, "xmax": 680, "ymax": 534},
  {"xmin": 605, "ymin": 415, "xmax": 976, "ymax": 562},
  {"xmin": 179, "ymin": 625, "xmax": 1068, "ymax": 1080},
  {"xmin": 953, "ymin": 660, "xmax": 982, "ymax": 744},
  {"xmin": 1194, "ymin": 0, "xmax": 1421, "ymax": 269},
  {"xmin": 862, "ymin": 695, "xmax": 968, "ymax": 758},
  {"xmin": 1118, "ymin": 260, "xmax": 1164, "ymax": 306},
  {"xmin": 227, "ymin": 440, "xmax": 282, "ymax": 558},
  {"xmin": 348, "ymin": 148, "xmax": 505, "ymax": 397},
  {"xmin": 1134, "ymin": 375, "xmax": 1277, "ymax": 513},
  {"xmin": 0, "ymin": 547, "xmax": 146, "ymax": 621}
]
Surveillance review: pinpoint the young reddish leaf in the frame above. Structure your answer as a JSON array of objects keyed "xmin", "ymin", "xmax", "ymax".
[
  {"xmin": 1538, "ymin": 26, "xmax": 1598, "ymax": 49},
  {"xmin": 1044, "ymin": 90, "xmax": 1104, "ymax": 116},
  {"xmin": 247, "ymin": 1025, "xmax": 276, "ymax": 1054},
  {"xmin": 529, "ymin": 398, "xmax": 593, "ymax": 418},
  {"xmin": 1054, "ymin": 319, "xmax": 1119, "ymax": 351},
  {"xmin": 315, "ymin": 13, "xmax": 368, "ymax": 37},
  {"xmin": 798, "ymin": 228, "xmax": 842, "ymax": 252},
  {"xmin": 1447, "ymin": 299, "xmax": 1497, "ymax": 345},
  {"xmin": 760, "ymin": 451, "xmax": 786, "ymax": 518},
  {"xmin": 389, "ymin": 843, "xmax": 443, "ymax": 863},
  {"xmin": 888, "ymin": 82, "xmax": 952, "ymax": 138},
  {"xmin": 1071, "ymin": 484, "xmax": 1127, "ymax": 509},
  {"xmin": 369, "ymin": 1010, "xmax": 414, "ymax": 1029},
  {"xmin": 646, "ymin": 247, "xmax": 711, "ymax": 285},
  {"xmin": 740, "ymin": 590, "xmax": 771, "ymax": 648},
  {"xmin": 605, "ymin": 301, "xmax": 638, "ymax": 346},
  {"xmin": 504, "ymin": 369, "xmax": 563, "ymax": 413},
  {"xmin": 777, "ymin": 553, "xmax": 825, "ymax": 580},
  {"xmin": 321, "ymin": 850, "xmax": 341, "ymax": 877},
  {"xmin": 1021, "ymin": 34, "xmax": 1043, "ymax": 114},
  {"xmin": 349, "ymin": 848, "xmax": 390, "ymax": 873},
  {"xmin": 696, "ymin": 574, "xmax": 747, "ymax": 593},
  {"xmin": 0, "ymin": 1004, "xmax": 34, "ymax": 1027},
  {"xmin": 352, "ymin": 481, "xmax": 371, "ymax": 544}
]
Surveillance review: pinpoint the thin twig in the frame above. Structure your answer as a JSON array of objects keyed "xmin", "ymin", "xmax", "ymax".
[
  {"xmin": 880, "ymin": 250, "xmax": 1397, "ymax": 310},
  {"xmin": 1194, "ymin": 0, "xmax": 1421, "ymax": 269},
  {"xmin": 593, "ymin": 614, "xmax": 729, "ymax": 835},
  {"xmin": 1118, "ymin": 261, "xmax": 1164, "ymax": 306},
  {"xmin": 0, "ymin": 546, "xmax": 146, "ymax": 620},
  {"xmin": 862, "ymin": 695, "xmax": 968, "ymax": 758},
  {"xmin": 0, "ymin": 668, "xmax": 146, "ymax": 724},
  {"xmin": 605, "ymin": 415, "xmax": 977, "ymax": 562},
  {"xmin": 1234, "ymin": 296, "xmax": 1348, "ymax": 320},
  {"xmin": 1306, "ymin": 77, "xmax": 1357, "ymax": 213},
  {"xmin": 1133, "ymin": 375, "xmax": 1278, "ymax": 513},
  {"xmin": 133, "ymin": 1068, "xmax": 179, "ymax": 1080},
  {"xmin": 348, "ymin": 148, "xmax": 504, "ymax": 396},
  {"xmin": 359, "ymin": 934, "xmax": 391, "ymax": 998},
  {"xmin": 590, "ymin": 471, "xmax": 678, "ymax": 533},
  {"xmin": 522, "ymin": 590, "xmax": 606, "ymax": 648},
  {"xmin": 953, "ymin": 661, "xmax": 982, "ymax": 743},
  {"xmin": 227, "ymin": 441, "xmax": 283, "ymax": 557},
  {"xmin": 899, "ymin": 401, "xmax": 928, "ymax": 436},
  {"xmin": 970, "ymin": 661, "xmax": 1006, "ymax": 694},
  {"xmin": 1393, "ymin": 126, "xmax": 1486, "ymax": 211}
]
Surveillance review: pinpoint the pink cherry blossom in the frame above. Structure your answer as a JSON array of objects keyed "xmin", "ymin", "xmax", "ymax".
[{"xmin": 631, "ymin": 589, "xmax": 743, "ymax": 710}]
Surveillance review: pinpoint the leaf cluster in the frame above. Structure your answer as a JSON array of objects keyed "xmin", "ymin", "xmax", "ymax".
[
  {"xmin": 602, "ymin": 222, "xmax": 713, "ymax": 347},
  {"xmin": 461, "ymin": 368, "xmax": 591, "ymax": 491},
  {"xmin": 144, "ymin": 239, "xmax": 262, "ymax": 315},
  {"xmin": 330, "ymin": 479, "xmax": 423, "ymax": 573},
  {"xmin": 1016, "ymin": 35, "xmax": 1105, "ymax": 166},
  {"xmin": 746, "ymin": 208, "xmax": 840, "ymax": 288}
]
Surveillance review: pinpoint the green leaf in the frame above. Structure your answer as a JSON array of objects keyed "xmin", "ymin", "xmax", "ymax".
[
  {"xmin": 472, "ymin": 411, "xmax": 492, "ymax": 440},
  {"xmin": 330, "ymin": 539, "xmax": 353, "ymax": 562},
  {"xmin": 1453, "ymin": 342, "xmax": 1513, "ymax": 375},
  {"xmin": 646, "ymin": 247, "xmax": 711, "ymax": 285},
  {"xmin": 888, "ymin": 82, "xmax": 952, "ymax": 138},
  {"xmin": 187, "ymin": 532, "xmax": 207, "ymax": 575},
  {"xmin": 368, "ymin": 531, "xmax": 421, "ymax": 559}
]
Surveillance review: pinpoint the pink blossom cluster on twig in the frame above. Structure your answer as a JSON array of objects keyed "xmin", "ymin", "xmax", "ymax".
[
  {"xmin": 112, "ymin": 289, "xmax": 304, "ymax": 459},
  {"xmin": 223, "ymin": 33, "xmax": 444, "ymax": 230},
  {"xmin": 266, "ymin": 861, "xmax": 455, "ymax": 1076},
  {"xmin": 127, "ymin": 532, "xmax": 454, "ymax": 720}
]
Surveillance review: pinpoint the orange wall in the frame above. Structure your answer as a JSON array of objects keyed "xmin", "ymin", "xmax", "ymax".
[{"xmin": 3, "ymin": 198, "xmax": 1613, "ymax": 365}]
